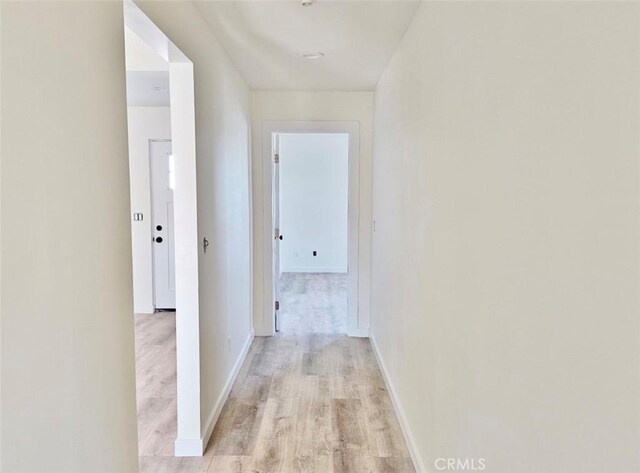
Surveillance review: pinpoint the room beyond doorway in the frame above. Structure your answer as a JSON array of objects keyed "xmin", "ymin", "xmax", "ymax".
[
  {"xmin": 279, "ymin": 273, "xmax": 348, "ymax": 333},
  {"xmin": 273, "ymin": 132, "xmax": 350, "ymax": 334}
]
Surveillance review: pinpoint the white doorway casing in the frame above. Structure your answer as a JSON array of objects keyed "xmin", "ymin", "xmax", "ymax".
[{"xmin": 262, "ymin": 121, "xmax": 365, "ymax": 337}]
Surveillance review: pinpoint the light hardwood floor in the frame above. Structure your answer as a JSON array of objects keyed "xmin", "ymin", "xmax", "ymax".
[
  {"xmin": 135, "ymin": 274, "xmax": 415, "ymax": 473},
  {"xmin": 279, "ymin": 273, "xmax": 348, "ymax": 334}
]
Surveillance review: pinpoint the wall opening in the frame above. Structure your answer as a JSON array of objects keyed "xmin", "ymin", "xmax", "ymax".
[
  {"xmin": 123, "ymin": 0, "xmax": 203, "ymax": 458},
  {"xmin": 274, "ymin": 133, "xmax": 349, "ymax": 334},
  {"xmin": 263, "ymin": 121, "xmax": 363, "ymax": 337}
]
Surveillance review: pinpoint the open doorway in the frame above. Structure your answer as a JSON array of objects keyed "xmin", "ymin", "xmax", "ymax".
[
  {"xmin": 265, "ymin": 121, "xmax": 362, "ymax": 337},
  {"xmin": 124, "ymin": 20, "xmax": 178, "ymax": 462},
  {"xmin": 123, "ymin": 0, "xmax": 204, "ymax": 463},
  {"xmin": 124, "ymin": 23, "xmax": 182, "ymax": 461},
  {"xmin": 274, "ymin": 133, "xmax": 349, "ymax": 334}
]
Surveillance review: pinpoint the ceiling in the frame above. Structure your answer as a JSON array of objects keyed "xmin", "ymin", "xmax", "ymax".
[
  {"xmin": 194, "ymin": 1, "xmax": 420, "ymax": 91},
  {"xmin": 126, "ymin": 71, "xmax": 170, "ymax": 107},
  {"xmin": 125, "ymin": 27, "xmax": 170, "ymax": 107}
]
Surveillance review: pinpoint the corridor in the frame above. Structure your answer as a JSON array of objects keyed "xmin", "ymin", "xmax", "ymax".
[
  {"xmin": 136, "ymin": 276, "xmax": 414, "ymax": 472},
  {"xmin": 206, "ymin": 333, "xmax": 415, "ymax": 473}
]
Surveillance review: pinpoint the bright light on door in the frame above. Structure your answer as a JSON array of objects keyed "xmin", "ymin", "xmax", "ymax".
[{"xmin": 168, "ymin": 154, "xmax": 175, "ymax": 190}]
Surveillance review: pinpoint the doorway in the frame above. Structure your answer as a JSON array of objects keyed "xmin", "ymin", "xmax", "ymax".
[
  {"xmin": 264, "ymin": 121, "xmax": 363, "ymax": 337},
  {"xmin": 273, "ymin": 133, "xmax": 349, "ymax": 333},
  {"xmin": 123, "ymin": 0, "xmax": 203, "ymax": 460}
]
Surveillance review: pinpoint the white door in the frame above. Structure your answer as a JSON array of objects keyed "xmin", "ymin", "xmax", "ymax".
[
  {"xmin": 150, "ymin": 140, "xmax": 176, "ymax": 310},
  {"xmin": 272, "ymin": 134, "xmax": 281, "ymax": 332}
]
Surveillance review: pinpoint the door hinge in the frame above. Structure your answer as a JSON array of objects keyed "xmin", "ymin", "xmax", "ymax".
[
  {"xmin": 275, "ymin": 300, "xmax": 280, "ymax": 310},
  {"xmin": 274, "ymin": 227, "xmax": 280, "ymax": 239},
  {"xmin": 274, "ymin": 153, "xmax": 279, "ymax": 164}
]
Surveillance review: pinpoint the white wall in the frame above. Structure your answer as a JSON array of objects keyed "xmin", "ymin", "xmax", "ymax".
[
  {"xmin": 279, "ymin": 133, "xmax": 348, "ymax": 274},
  {"xmin": 125, "ymin": 26, "xmax": 168, "ymax": 72},
  {"xmin": 251, "ymin": 91, "xmax": 373, "ymax": 335},
  {"xmin": 126, "ymin": 107, "xmax": 171, "ymax": 314},
  {"xmin": 136, "ymin": 0, "xmax": 253, "ymax": 447},
  {"xmin": 371, "ymin": 3, "xmax": 640, "ymax": 472},
  {"xmin": 1, "ymin": 2, "xmax": 138, "ymax": 471}
]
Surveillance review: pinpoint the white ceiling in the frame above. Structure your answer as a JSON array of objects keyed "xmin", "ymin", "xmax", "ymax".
[
  {"xmin": 126, "ymin": 71, "xmax": 170, "ymax": 107},
  {"xmin": 125, "ymin": 27, "xmax": 170, "ymax": 107},
  {"xmin": 194, "ymin": 1, "xmax": 420, "ymax": 91}
]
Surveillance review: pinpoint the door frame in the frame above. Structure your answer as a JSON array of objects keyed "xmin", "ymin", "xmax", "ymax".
[{"xmin": 262, "ymin": 121, "xmax": 363, "ymax": 337}]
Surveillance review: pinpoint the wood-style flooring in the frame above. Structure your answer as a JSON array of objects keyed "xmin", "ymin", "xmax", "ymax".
[
  {"xmin": 135, "ymin": 274, "xmax": 415, "ymax": 473},
  {"xmin": 279, "ymin": 273, "xmax": 348, "ymax": 334}
]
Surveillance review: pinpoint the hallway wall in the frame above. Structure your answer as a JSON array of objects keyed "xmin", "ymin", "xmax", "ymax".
[
  {"xmin": 251, "ymin": 91, "xmax": 373, "ymax": 336},
  {"xmin": 136, "ymin": 1, "xmax": 254, "ymax": 445},
  {"xmin": 371, "ymin": 2, "xmax": 640, "ymax": 472},
  {"xmin": 1, "ymin": 2, "xmax": 138, "ymax": 471}
]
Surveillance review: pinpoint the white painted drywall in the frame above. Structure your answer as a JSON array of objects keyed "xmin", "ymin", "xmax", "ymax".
[
  {"xmin": 136, "ymin": 1, "xmax": 253, "ymax": 447},
  {"xmin": 279, "ymin": 133, "xmax": 348, "ymax": 274},
  {"xmin": 125, "ymin": 26, "xmax": 168, "ymax": 72},
  {"xmin": 126, "ymin": 107, "xmax": 171, "ymax": 314},
  {"xmin": 371, "ymin": 3, "xmax": 640, "ymax": 472},
  {"xmin": 251, "ymin": 92, "xmax": 373, "ymax": 336},
  {"xmin": 1, "ymin": 2, "xmax": 138, "ymax": 471}
]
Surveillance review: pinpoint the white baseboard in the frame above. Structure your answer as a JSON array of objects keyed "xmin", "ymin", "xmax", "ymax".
[
  {"xmin": 174, "ymin": 330, "xmax": 254, "ymax": 457},
  {"xmin": 370, "ymin": 335, "xmax": 426, "ymax": 473},
  {"xmin": 347, "ymin": 326, "xmax": 369, "ymax": 338},
  {"xmin": 281, "ymin": 267, "xmax": 348, "ymax": 274},
  {"xmin": 174, "ymin": 438, "xmax": 203, "ymax": 457},
  {"xmin": 200, "ymin": 330, "xmax": 254, "ymax": 453},
  {"xmin": 253, "ymin": 325, "xmax": 274, "ymax": 337},
  {"xmin": 134, "ymin": 305, "xmax": 155, "ymax": 315}
]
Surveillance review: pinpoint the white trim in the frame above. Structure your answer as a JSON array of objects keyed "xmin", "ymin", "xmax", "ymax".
[
  {"xmin": 347, "ymin": 327, "xmax": 369, "ymax": 338},
  {"xmin": 200, "ymin": 330, "xmax": 255, "ymax": 455},
  {"xmin": 370, "ymin": 335, "xmax": 425, "ymax": 473},
  {"xmin": 281, "ymin": 267, "xmax": 347, "ymax": 274},
  {"xmin": 174, "ymin": 438, "xmax": 203, "ymax": 457},
  {"xmin": 261, "ymin": 121, "xmax": 360, "ymax": 337}
]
